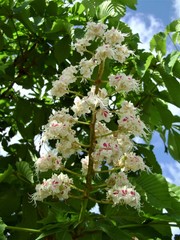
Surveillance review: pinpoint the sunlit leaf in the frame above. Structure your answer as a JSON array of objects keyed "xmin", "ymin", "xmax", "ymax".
[
  {"xmin": 136, "ymin": 172, "xmax": 171, "ymax": 208},
  {"xmin": 166, "ymin": 19, "xmax": 180, "ymax": 33},
  {"xmin": 150, "ymin": 32, "xmax": 166, "ymax": 55},
  {"xmin": 97, "ymin": 0, "xmax": 125, "ymax": 20}
]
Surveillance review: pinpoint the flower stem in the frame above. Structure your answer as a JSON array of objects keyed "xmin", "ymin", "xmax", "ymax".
[
  {"xmin": 63, "ymin": 167, "xmax": 82, "ymax": 177},
  {"xmin": 78, "ymin": 61, "xmax": 105, "ymax": 223},
  {"xmin": 6, "ymin": 226, "xmax": 41, "ymax": 233}
]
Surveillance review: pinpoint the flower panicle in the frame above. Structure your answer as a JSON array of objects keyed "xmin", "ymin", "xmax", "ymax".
[{"xmin": 32, "ymin": 22, "xmax": 150, "ymax": 211}]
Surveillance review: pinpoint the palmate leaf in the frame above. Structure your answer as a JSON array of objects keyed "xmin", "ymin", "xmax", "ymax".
[
  {"xmin": 136, "ymin": 172, "xmax": 171, "ymax": 209},
  {"xmin": 81, "ymin": 0, "xmax": 103, "ymax": 16},
  {"xmin": 16, "ymin": 161, "xmax": 34, "ymax": 183},
  {"xmin": 96, "ymin": 0, "xmax": 125, "ymax": 20}
]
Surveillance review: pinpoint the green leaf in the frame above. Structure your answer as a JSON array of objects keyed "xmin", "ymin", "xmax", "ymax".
[
  {"xmin": 13, "ymin": 6, "xmax": 35, "ymax": 33},
  {"xmin": 173, "ymin": 60, "xmax": 180, "ymax": 78},
  {"xmin": 151, "ymin": 223, "xmax": 171, "ymax": 238},
  {"xmin": 53, "ymin": 36, "xmax": 71, "ymax": 63},
  {"xmin": 150, "ymin": 32, "xmax": 166, "ymax": 55},
  {"xmin": 168, "ymin": 183, "xmax": 180, "ymax": 201},
  {"xmin": 119, "ymin": 0, "xmax": 137, "ymax": 10},
  {"xmin": 0, "ymin": 218, "xmax": 7, "ymax": 240},
  {"xmin": 155, "ymin": 99, "xmax": 173, "ymax": 129},
  {"xmin": 142, "ymin": 96, "xmax": 161, "ymax": 129},
  {"xmin": 167, "ymin": 51, "xmax": 180, "ymax": 71},
  {"xmin": 82, "ymin": 0, "xmax": 103, "ymax": 16},
  {"xmin": 158, "ymin": 66, "xmax": 180, "ymax": 108},
  {"xmin": 36, "ymin": 224, "xmax": 69, "ymax": 240},
  {"xmin": 0, "ymin": 164, "xmax": 13, "ymax": 183},
  {"xmin": 144, "ymin": 54, "xmax": 154, "ymax": 73},
  {"xmin": 56, "ymin": 231, "xmax": 72, "ymax": 240},
  {"xmin": 168, "ymin": 128, "xmax": 180, "ymax": 161},
  {"xmin": 99, "ymin": 223, "xmax": 131, "ymax": 240},
  {"xmin": 168, "ymin": 183, "xmax": 180, "ymax": 219},
  {"xmin": 172, "ymin": 31, "xmax": 180, "ymax": 44},
  {"xmin": 97, "ymin": 0, "xmax": 125, "ymax": 20},
  {"xmin": 0, "ymin": 32, "xmax": 4, "ymax": 51},
  {"xmin": 0, "ymin": 22, "xmax": 13, "ymax": 38},
  {"xmin": 80, "ymin": 233, "xmax": 102, "ymax": 240},
  {"xmin": 16, "ymin": 161, "xmax": 34, "ymax": 183},
  {"xmin": 49, "ymin": 19, "xmax": 71, "ymax": 35},
  {"xmin": 166, "ymin": 19, "xmax": 180, "ymax": 33},
  {"xmin": 14, "ymin": 99, "xmax": 32, "ymax": 124},
  {"xmin": 0, "ymin": 184, "xmax": 21, "ymax": 220},
  {"xmin": 46, "ymin": 1, "xmax": 58, "ymax": 16},
  {"xmin": 30, "ymin": 0, "xmax": 46, "ymax": 16},
  {"xmin": 136, "ymin": 172, "xmax": 171, "ymax": 208},
  {"xmin": 137, "ymin": 145, "xmax": 162, "ymax": 174}
]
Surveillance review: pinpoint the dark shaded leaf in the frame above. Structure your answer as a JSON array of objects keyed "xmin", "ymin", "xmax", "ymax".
[
  {"xmin": 16, "ymin": 161, "xmax": 34, "ymax": 183},
  {"xmin": 0, "ymin": 218, "xmax": 7, "ymax": 240},
  {"xmin": 158, "ymin": 66, "xmax": 180, "ymax": 107},
  {"xmin": 168, "ymin": 128, "xmax": 180, "ymax": 161}
]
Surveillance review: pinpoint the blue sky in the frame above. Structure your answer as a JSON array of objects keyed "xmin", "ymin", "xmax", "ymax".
[
  {"xmin": 124, "ymin": 0, "xmax": 180, "ymax": 51},
  {"xmin": 123, "ymin": 0, "xmax": 180, "ymax": 186},
  {"xmin": 124, "ymin": 1, "xmax": 180, "ymax": 236},
  {"xmin": 136, "ymin": 0, "xmax": 176, "ymax": 25}
]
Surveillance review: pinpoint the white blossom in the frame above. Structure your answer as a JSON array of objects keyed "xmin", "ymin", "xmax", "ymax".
[
  {"xmin": 79, "ymin": 58, "xmax": 97, "ymax": 79},
  {"xmin": 109, "ymin": 73, "xmax": 139, "ymax": 93},
  {"xmin": 114, "ymin": 44, "xmax": 133, "ymax": 63},
  {"xmin": 72, "ymin": 96, "xmax": 90, "ymax": 117},
  {"xmin": 51, "ymin": 81, "xmax": 68, "ymax": 98},
  {"xmin": 95, "ymin": 44, "xmax": 114, "ymax": 62},
  {"xmin": 107, "ymin": 185, "xmax": 141, "ymax": 210},
  {"xmin": 117, "ymin": 101, "xmax": 147, "ymax": 137},
  {"xmin": 74, "ymin": 37, "xmax": 91, "ymax": 55},
  {"xmin": 106, "ymin": 172, "xmax": 132, "ymax": 188},
  {"xmin": 56, "ymin": 136, "xmax": 80, "ymax": 158},
  {"xmin": 104, "ymin": 27, "xmax": 126, "ymax": 45},
  {"xmin": 31, "ymin": 173, "xmax": 73, "ymax": 203},
  {"xmin": 85, "ymin": 22, "xmax": 108, "ymax": 40},
  {"xmin": 96, "ymin": 107, "xmax": 112, "ymax": 122},
  {"xmin": 118, "ymin": 152, "xmax": 150, "ymax": 172},
  {"xmin": 35, "ymin": 152, "xmax": 62, "ymax": 172}
]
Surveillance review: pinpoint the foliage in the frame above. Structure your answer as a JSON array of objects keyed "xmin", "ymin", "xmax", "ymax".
[{"xmin": 0, "ymin": 0, "xmax": 180, "ymax": 239}]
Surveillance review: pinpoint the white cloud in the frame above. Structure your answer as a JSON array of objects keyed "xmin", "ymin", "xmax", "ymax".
[
  {"xmin": 123, "ymin": 13, "xmax": 164, "ymax": 51},
  {"xmin": 172, "ymin": 0, "xmax": 180, "ymax": 19}
]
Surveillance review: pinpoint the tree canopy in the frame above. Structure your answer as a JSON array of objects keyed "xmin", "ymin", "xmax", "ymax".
[{"xmin": 0, "ymin": 0, "xmax": 180, "ymax": 239}]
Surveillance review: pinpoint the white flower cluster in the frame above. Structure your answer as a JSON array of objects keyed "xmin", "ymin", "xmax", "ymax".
[
  {"xmin": 32, "ymin": 22, "xmax": 149, "ymax": 210},
  {"xmin": 51, "ymin": 22, "xmax": 133, "ymax": 98},
  {"xmin": 72, "ymin": 86, "xmax": 109, "ymax": 118},
  {"xmin": 74, "ymin": 22, "xmax": 132, "ymax": 64},
  {"xmin": 32, "ymin": 173, "xmax": 73, "ymax": 203},
  {"xmin": 109, "ymin": 73, "xmax": 139, "ymax": 93},
  {"xmin": 42, "ymin": 108, "xmax": 80, "ymax": 158},
  {"xmin": 34, "ymin": 151, "xmax": 62, "ymax": 173},
  {"xmin": 106, "ymin": 172, "xmax": 141, "ymax": 209}
]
